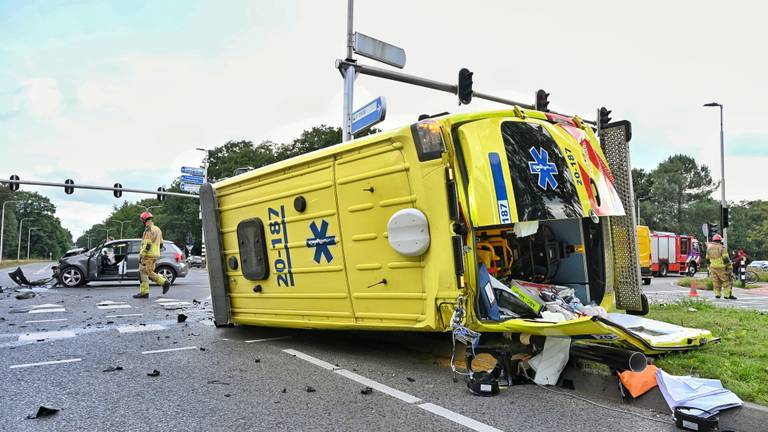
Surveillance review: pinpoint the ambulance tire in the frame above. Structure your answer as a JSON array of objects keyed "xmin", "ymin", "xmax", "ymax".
[
  {"xmin": 659, "ymin": 264, "xmax": 669, "ymax": 277},
  {"xmin": 627, "ymin": 293, "xmax": 649, "ymax": 316}
]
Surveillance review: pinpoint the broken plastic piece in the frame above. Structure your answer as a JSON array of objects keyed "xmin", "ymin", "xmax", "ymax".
[
  {"xmin": 102, "ymin": 366, "xmax": 124, "ymax": 372},
  {"xmin": 26, "ymin": 406, "xmax": 59, "ymax": 419},
  {"xmin": 406, "ymin": 377, "xmax": 415, "ymax": 382},
  {"xmin": 177, "ymin": 314, "xmax": 188, "ymax": 323},
  {"xmin": 305, "ymin": 386, "xmax": 316, "ymax": 393},
  {"xmin": 360, "ymin": 387, "xmax": 374, "ymax": 395},
  {"xmin": 15, "ymin": 292, "xmax": 36, "ymax": 300},
  {"xmin": 147, "ymin": 369, "xmax": 160, "ymax": 377}
]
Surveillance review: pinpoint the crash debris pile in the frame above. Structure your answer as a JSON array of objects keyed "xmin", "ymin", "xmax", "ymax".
[{"xmin": 479, "ymin": 264, "xmax": 607, "ymax": 323}]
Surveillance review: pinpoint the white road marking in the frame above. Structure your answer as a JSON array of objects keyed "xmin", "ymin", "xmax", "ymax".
[
  {"xmin": 282, "ymin": 348, "xmax": 339, "ymax": 370},
  {"xmin": 18, "ymin": 330, "xmax": 76, "ymax": 342},
  {"xmin": 24, "ymin": 318, "xmax": 68, "ymax": 324},
  {"xmin": 160, "ymin": 302, "xmax": 192, "ymax": 308},
  {"xmin": 141, "ymin": 346, "xmax": 198, "ymax": 354},
  {"xmin": 106, "ymin": 313, "xmax": 143, "ymax": 318},
  {"xmin": 117, "ymin": 324, "xmax": 166, "ymax": 333},
  {"xmin": 154, "ymin": 298, "xmax": 180, "ymax": 303},
  {"xmin": 245, "ymin": 336, "xmax": 292, "ymax": 344},
  {"xmin": 33, "ymin": 263, "xmax": 53, "ymax": 275},
  {"xmin": 335, "ymin": 369, "xmax": 422, "ymax": 404},
  {"xmin": 97, "ymin": 304, "xmax": 132, "ymax": 310},
  {"xmin": 10, "ymin": 358, "xmax": 82, "ymax": 369},
  {"xmin": 418, "ymin": 403, "xmax": 503, "ymax": 432},
  {"xmin": 31, "ymin": 303, "xmax": 62, "ymax": 309},
  {"xmin": 28, "ymin": 308, "xmax": 66, "ymax": 314}
]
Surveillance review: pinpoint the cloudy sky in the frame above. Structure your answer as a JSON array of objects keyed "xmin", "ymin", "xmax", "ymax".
[{"xmin": 1, "ymin": 0, "xmax": 765, "ymax": 238}]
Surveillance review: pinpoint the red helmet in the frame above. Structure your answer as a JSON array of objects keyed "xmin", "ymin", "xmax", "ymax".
[
  {"xmin": 140, "ymin": 211, "xmax": 153, "ymax": 222},
  {"xmin": 711, "ymin": 234, "xmax": 722, "ymax": 242}
]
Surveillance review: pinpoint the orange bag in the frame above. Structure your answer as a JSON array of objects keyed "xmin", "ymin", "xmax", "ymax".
[{"xmin": 619, "ymin": 364, "xmax": 659, "ymax": 398}]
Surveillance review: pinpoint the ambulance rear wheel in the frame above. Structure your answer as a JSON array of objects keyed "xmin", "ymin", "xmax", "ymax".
[{"xmin": 659, "ymin": 264, "xmax": 668, "ymax": 277}]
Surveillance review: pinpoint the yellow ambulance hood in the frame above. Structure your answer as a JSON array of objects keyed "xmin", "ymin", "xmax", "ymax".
[{"xmin": 456, "ymin": 115, "xmax": 625, "ymax": 227}]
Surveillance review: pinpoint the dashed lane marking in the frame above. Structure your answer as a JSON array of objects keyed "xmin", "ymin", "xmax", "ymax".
[
  {"xmin": 106, "ymin": 313, "xmax": 143, "ymax": 318},
  {"xmin": 10, "ymin": 358, "xmax": 82, "ymax": 369},
  {"xmin": 283, "ymin": 349, "xmax": 503, "ymax": 431},
  {"xmin": 97, "ymin": 301, "xmax": 131, "ymax": 310},
  {"xmin": 245, "ymin": 336, "xmax": 292, "ymax": 344},
  {"xmin": 154, "ymin": 298, "xmax": 180, "ymax": 303},
  {"xmin": 142, "ymin": 346, "xmax": 198, "ymax": 354},
  {"xmin": 418, "ymin": 403, "xmax": 503, "ymax": 432},
  {"xmin": 117, "ymin": 324, "xmax": 166, "ymax": 333},
  {"xmin": 24, "ymin": 318, "xmax": 68, "ymax": 324},
  {"xmin": 28, "ymin": 307, "xmax": 66, "ymax": 314},
  {"xmin": 18, "ymin": 330, "xmax": 76, "ymax": 342},
  {"xmin": 31, "ymin": 303, "xmax": 61, "ymax": 309}
]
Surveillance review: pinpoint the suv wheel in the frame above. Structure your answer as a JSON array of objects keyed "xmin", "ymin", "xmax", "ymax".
[
  {"xmin": 60, "ymin": 267, "xmax": 85, "ymax": 287},
  {"xmin": 157, "ymin": 266, "xmax": 176, "ymax": 285}
]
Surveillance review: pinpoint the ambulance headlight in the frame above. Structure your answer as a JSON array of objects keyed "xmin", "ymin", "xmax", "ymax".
[
  {"xmin": 387, "ymin": 208, "xmax": 430, "ymax": 256},
  {"xmin": 411, "ymin": 120, "xmax": 445, "ymax": 161}
]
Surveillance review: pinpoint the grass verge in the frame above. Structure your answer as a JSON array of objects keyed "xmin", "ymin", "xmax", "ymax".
[
  {"xmin": 0, "ymin": 260, "xmax": 47, "ymax": 270},
  {"xmin": 647, "ymin": 298, "xmax": 768, "ymax": 405}
]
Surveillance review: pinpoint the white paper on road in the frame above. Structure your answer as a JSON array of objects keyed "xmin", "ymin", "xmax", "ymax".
[
  {"xmin": 527, "ymin": 336, "xmax": 571, "ymax": 385},
  {"xmin": 657, "ymin": 368, "xmax": 742, "ymax": 413}
]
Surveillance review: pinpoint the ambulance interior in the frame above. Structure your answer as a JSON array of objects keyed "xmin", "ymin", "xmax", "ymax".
[{"xmin": 474, "ymin": 217, "xmax": 607, "ymax": 323}]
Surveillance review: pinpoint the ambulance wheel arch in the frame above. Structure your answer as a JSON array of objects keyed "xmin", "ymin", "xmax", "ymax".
[{"xmin": 387, "ymin": 208, "xmax": 430, "ymax": 256}]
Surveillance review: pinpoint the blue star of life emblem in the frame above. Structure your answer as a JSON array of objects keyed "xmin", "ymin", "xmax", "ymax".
[
  {"xmin": 306, "ymin": 220, "xmax": 337, "ymax": 264},
  {"xmin": 528, "ymin": 147, "xmax": 559, "ymax": 190}
]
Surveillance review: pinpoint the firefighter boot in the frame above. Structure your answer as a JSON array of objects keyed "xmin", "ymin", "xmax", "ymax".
[
  {"xmin": 134, "ymin": 281, "xmax": 150, "ymax": 299},
  {"xmin": 162, "ymin": 279, "xmax": 171, "ymax": 295}
]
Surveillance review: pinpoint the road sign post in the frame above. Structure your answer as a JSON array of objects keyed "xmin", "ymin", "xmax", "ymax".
[{"xmin": 351, "ymin": 97, "xmax": 386, "ymax": 135}]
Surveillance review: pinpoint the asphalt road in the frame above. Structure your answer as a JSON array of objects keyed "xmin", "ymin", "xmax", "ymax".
[
  {"xmin": 1, "ymin": 262, "xmax": 683, "ymax": 432},
  {"xmin": 643, "ymin": 272, "xmax": 768, "ymax": 312}
]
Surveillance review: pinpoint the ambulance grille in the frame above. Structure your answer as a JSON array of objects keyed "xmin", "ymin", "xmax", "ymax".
[{"xmin": 599, "ymin": 122, "xmax": 643, "ymax": 311}]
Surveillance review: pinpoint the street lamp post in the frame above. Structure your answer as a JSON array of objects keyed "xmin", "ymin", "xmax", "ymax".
[
  {"xmin": 17, "ymin": 217, "xmax": 32, "ymax": 261},
  {"xmin": 114, "ymin": 220, "xmax": 131, "ymax": 239},
  {"xmin": 704, "ymin": 102, "xmax": 727, "ymax": 249},
  {"xmin": 27, "ymin": 227, "xmax": 39, "ymax": 260},
  {"xmin": 86, "ymin": 235, "xmax": 93, "ymax": 249},
  {"xmin": 0, "ymin": 200, "xmax": 20, "ymax": 264},
  {"xmin": 139, "ymin": 205, "xmax": 163, "ymax": 213}
]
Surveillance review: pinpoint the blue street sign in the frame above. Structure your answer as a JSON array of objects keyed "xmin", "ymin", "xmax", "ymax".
[
  {"xmin": 180, "ymin": 182, "xmax": 201, "ymax": 194},
  {"xmin": 181, "ymin": 166, "xmax": 205, "ymax": 177},
  {"xmin": 180, "ymin": 175, "xmax": 204, "ymax": 185},
  {"xmin": 351, "ymin": 97, "xmax": 386, "ymax": 135}
]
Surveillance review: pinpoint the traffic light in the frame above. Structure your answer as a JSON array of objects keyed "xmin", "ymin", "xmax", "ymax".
[
  {"xmin": 598, "ymin": 107, "xmax": 612, "ymax": 130},
  {"xmin": 9, "ymin": 175, "xmax": 19, "ymax": 191},
  {"xmin": 114, "ymin": 183, "xmax": 123, "ymax": 198},
  {"xmin": 706, "ymin": 222, "xmax": 719, "ymax": 241},
  {"xmin": 457, "ymin": 68, "xmax": 473, "ymax": 105},
  {"xmin": 535, "ymin": 89, "xmax": 550, "ymax": 112},
  {"xmin": 157, "ymin": 187, "xmax": 165, "ymax": 202},
  {"xmin": 64, "ymin": 179, "xmax": 74, "ymax": 195},
  {"xmin": 721, "ymin": 205, "xmax": 729, "ymax": 229}
]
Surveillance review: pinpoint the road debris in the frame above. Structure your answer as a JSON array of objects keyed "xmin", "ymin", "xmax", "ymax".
[
  {"xmin": 15, "ymin": 292, "xmax": 36, "ymax": 300},
  {"xmin": 254, "ymin": 358, "xmax": 261, "ymax": 363},
  {"xmin": 281, "ymin": 388, "xmax": 287, "ymax": 393},
  {"xmin": 177, "ymin": 313, "xmax": 188, "ymax": 323},
  {"xmin": 305, "ymin": 386, "xmax": 316, "ymax": 393},
  {"xmin": 360, "ymin": 387, "xmax": 374, "ymax": 395},
  {"xmin": 406, "ymin": 377, "xmax": 415, "ymax": 382},
  {"xmin": 207, "ymin": 380, "xmax": 230, "ymax": 385},
  {"xmin": 224, "ymin": 393, "xmax": 232, "ymax": 397},
  {"xmin": 102, "ymin": 366, "xmax": 124, "ymax": 372},
  {"xmin": 26, "ymin": 406, "xmax": 59, "ymax": 419},
  {"xmin": 147, "ymin": 369, "xmax": 160, "ymax": 377},
  {"xmin": 199, "ymin": 347, "xmax": 206, "ymax": 351}
]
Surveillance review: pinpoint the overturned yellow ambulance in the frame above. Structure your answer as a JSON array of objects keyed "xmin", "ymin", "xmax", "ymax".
[{"xmin": 200, "ymin": 108, "xmax": 713, "ymax": 355}]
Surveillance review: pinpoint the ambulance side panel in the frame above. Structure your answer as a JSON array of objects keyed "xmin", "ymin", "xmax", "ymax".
[{"xmin": 216, "ymin": 159, "xmax": 354, "ymax": 327}]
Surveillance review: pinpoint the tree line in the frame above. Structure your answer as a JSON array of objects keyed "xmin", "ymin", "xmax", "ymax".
[
  {"xmin": 633, "ymin": 154, "xmax": 766, "ymax": 259},
  {"xmin": 0, "ymin": 188, "xmax": 73, "ymax": 260}
]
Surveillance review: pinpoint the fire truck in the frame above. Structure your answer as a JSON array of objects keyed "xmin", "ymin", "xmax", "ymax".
[{"xmin": 650, "ymin": 231, "xmax": 701, "ymax": 277}]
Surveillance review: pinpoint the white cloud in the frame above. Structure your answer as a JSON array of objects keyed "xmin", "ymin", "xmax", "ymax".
[{"xmin": 21, "ymin": 77, "xmax": 63, "ymax": 119}]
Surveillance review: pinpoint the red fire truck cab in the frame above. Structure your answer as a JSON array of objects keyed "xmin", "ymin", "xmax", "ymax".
[{"xmin": 650, "ymin": 231, "xmax": 701, "ymax": 277}]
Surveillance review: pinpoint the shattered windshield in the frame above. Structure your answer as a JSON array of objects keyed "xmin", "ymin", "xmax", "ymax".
[{"xmin": 501, "ymin": 121, "xmax": 583, "ymax": 221}]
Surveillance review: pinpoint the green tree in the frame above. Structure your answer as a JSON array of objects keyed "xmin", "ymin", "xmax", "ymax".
[
  {"xmin": 1, "ymin": 190, "xmax": 73, "ymax": 260},
  {"xmin": 207, "ymin": 140, "xmax": 278, "ymax": 182},
  {"xmin": 646, "ymin": 155, "xmax": 718, "ymax": 233},
  {"xmin": 728, "ymin": 200, "xmax": 768, "ymax": 260}
]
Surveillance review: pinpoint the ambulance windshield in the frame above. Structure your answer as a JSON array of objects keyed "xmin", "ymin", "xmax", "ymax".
[{"xmin": 501, "ymin": 121, "xmax": 583, "ymax": 221}]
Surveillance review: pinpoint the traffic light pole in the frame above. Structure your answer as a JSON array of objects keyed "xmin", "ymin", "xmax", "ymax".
[{"xmin": 0, "ymin": 178, "xmax": 198, "ymax": 199}]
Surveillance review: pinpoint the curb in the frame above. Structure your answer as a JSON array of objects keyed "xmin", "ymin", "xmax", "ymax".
[{"xmin": 563, "ymin": 364, "xmax": 768, "ymax": 431}]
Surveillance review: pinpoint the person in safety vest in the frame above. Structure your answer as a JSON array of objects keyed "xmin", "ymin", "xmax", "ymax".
[
  {"xmin": 133, "ymin": 212, "xmax": 171, "ymax": 299},
  {"xmin": 706, "ymin": 234, "xmax": 736, "ymax": 300}
]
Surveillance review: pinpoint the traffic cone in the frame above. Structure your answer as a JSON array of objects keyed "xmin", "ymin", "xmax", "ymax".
[{"xmin": 689, "ymin": 278, "xmax": 699, "ymax": 297}]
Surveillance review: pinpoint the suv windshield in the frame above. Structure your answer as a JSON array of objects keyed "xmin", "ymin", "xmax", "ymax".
[{"xmin": 501, "ymin": 121, "xmax": 582, "ymax": 221}]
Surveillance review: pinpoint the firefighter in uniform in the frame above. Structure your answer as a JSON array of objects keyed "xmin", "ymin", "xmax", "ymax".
[
  {"xmin": 133, "ymin": 212, "xmax": 171, "ymax": 299},
  {"xmin": 706, "ymin": 234, "xmax": 736, "ymax": 300}
]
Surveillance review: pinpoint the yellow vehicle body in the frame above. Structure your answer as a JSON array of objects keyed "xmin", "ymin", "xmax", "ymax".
[
  {"xmin": 200, "ymin": 108, "xmax": 713, "ymax": 354},
  {"xmin": 637, "ymin": 225, "xmax": 653, "ymax": 285}
]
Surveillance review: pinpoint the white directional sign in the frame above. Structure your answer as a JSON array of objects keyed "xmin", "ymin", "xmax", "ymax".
[
  {"xmin": 353, "ymin": 32, "xmax": 406, "ymax": 69},
  {"xmin": 180, "ymin": 183, "xmax": 201, "ymax": 194}
]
